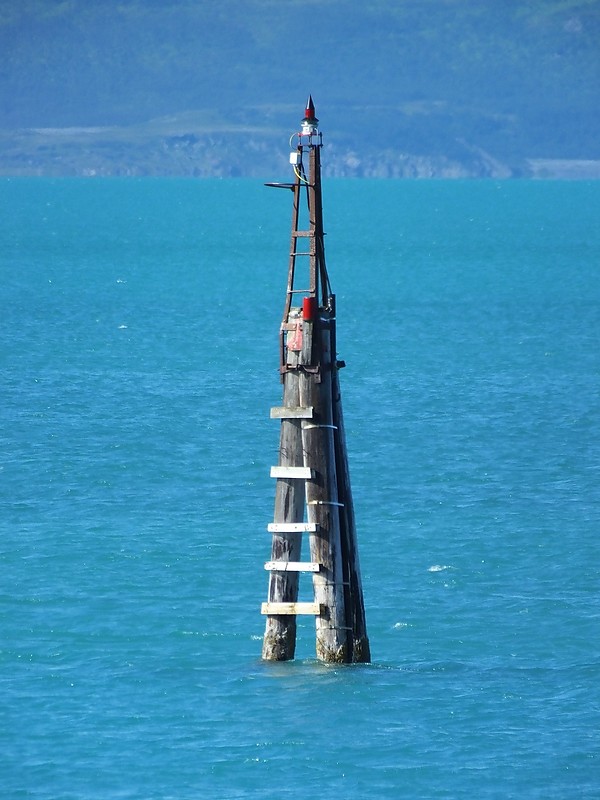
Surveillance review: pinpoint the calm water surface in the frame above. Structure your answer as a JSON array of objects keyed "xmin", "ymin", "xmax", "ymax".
[{"xmin": 2, "ymin": 178, "xmax": 599, "ymax": 798}]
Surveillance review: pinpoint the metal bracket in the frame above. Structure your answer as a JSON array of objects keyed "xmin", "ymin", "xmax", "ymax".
[{"xmin": 279, "ymin": 363, "xmax": 322, "ymax": 383}]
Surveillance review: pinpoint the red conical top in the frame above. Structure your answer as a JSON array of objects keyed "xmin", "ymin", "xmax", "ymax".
[
  {"xmin": 304, "ymin": 95, "xmax": 316, "ymax": 121},
  {"xmin": 300, "ymin": 95, "xmax": 319, "ymax": 134}
]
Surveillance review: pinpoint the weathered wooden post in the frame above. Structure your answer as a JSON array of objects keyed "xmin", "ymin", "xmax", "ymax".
[{"xmin": 261, "ymin": 98, "xmax": 370, "ymax": 664}]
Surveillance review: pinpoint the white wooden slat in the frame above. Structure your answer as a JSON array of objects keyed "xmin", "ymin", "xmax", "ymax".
[
  {"xmin": 270, "ymin": 406, "xmax": 314, "ymax": 419},
  {"xmin": 267, "ymin": 522, "xmax": 318, "ymax": 533},
  {"xmin": 270, "ymin": 466, "xmax": 313, "ymax": 479},
  {"xmin": 264, "ymin": 561, "xmax": 321, "ymax": 573},
  {"xmin": 261, "ymin": 602, "xmax": 321, "ymax": 616}
]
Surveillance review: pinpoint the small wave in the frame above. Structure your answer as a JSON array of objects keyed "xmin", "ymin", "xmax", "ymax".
[{"xmin": 428, "ymin": 564, "xmax": 454, "ymax": 572}]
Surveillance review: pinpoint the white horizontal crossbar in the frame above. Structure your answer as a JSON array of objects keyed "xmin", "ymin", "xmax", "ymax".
[
  {"xmin": 271, "ymin": 466, "xmax": 313, "ymax": 479},
  {"xmin": 270, "ymin": 406, "xmax": 314, "ymax": 419},
  {"xmin": 264, "ymin": 561, "xmax": 321, "ymax": 572},
  {"xmin": 261, "ymin": 602, "xmax": 321, "ymax": 616},
  {"xmin": 268, "ymin": 522, "xmax": 318, "ymax": 533}
]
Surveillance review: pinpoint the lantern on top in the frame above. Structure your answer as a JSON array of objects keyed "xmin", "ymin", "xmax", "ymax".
[{"xmin": 300, "ymin": 95, "xmax": 319, "ymax": 137}]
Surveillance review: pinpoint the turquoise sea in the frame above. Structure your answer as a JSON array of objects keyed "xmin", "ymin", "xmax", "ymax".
[{"xmin": 2, "ymin": 177, "xmax": 599, "ymax": 799}]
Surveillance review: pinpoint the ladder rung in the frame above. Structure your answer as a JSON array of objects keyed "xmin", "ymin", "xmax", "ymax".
[
  {"xmin": 290, "ymin": 251, "xmax": 311, "ymax": 256},
  {"xmin": 292, "ymin": 231, "xmax": 312, "ymax": 237},
  {"xmin": 270, "ymin": 406, "xmax": 314, "ymax": 419},
  {"xmin": 264, "ymin": 561, "xmax": 321, "ymax": 572},
  {"xmin": 271, "ymin": 466, "xmax": 313, "ymax": 479},
  {"xmin": 261, "ymin": 602, "xmax": 321, "ymax": 616},
  {"xmin": 268, "ymin": 522, "xmax": 318, "ymax": 533}
]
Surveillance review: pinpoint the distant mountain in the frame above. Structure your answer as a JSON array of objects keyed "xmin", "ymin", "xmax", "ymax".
[{"xmin": 1, "ymin": 0, "xmax": 599, "ymax": 177}]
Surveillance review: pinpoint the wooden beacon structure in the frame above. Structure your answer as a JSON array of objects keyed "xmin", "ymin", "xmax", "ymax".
[{"xmin": 261, "ymin": 97, "xmax": 370, "ymax": 664}]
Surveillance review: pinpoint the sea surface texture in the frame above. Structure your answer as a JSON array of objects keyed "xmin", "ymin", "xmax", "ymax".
[{"xmin": 2, "ymin": 178, "xmax": 599, "ymax": 799}]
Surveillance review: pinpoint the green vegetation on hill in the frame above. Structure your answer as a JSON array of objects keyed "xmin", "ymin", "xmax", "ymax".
[{"xmin": 1, "ymin": 0, "xmax": 599, "ymax": 176}]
